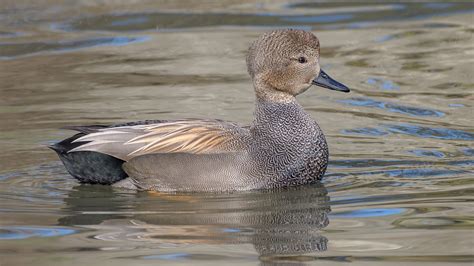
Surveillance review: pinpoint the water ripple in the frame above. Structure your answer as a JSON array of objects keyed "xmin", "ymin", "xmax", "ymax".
[
  {"xmin": 408, "ymin": 149, "xmax": 446, "ymax": 158},
  {"xmin": 384, "ymin": 124, "xmax": 474, "ymax": 141},
  {"xmin": 342, "ymin": 127, "xmax": 389, "ymax": 137},
  {"xmin": 0, "ymin": 226, "xmax": 77, "ymax": 240},
  {"xmin": 461, "ymin": 148, "xmax": 474, "ymax": 156},
  {"xmin": 393, "ymin": 216, "xmax": 471, "ymax": 229},
  {"xmin": 339, "ymin": 98, "xmax": 444, "ymax": 117},
  {"xmin": 0, "ymin": 36, "xmax": 150, "ymax": 59},
  {"xmin": 363, "ymin": 168, "xmax": 466, "ymax": 178},
  {"xmin": 56, "ymin": 2, "xmax": 474, "ymax": 32},
  {"xmin": 343, "ymin": 123, "xmax": 474, "ymax": 141},
  {"xmin": 331, "ymin": 208, "xmax": 406, "ymax": 218},
  {"xmin": 366, "ymin": 78, "xmax": 400, "ymax": 90}
]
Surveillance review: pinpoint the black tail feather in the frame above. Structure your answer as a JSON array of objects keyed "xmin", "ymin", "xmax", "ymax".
[
  {"xmin": 50, "ymin": 132, "xmax": 127, "ymax": 185},
  {"xmin": 51, "ymin": 121, "xmax": 168, "ymax": 185}
]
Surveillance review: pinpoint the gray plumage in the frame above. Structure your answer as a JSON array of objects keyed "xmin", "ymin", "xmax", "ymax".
[
  {"xmin": 50, "ymin": 29, "xmax": 349, "ymax": 192},
  {"xmin": 121, "ymin": 98, "xmax": 328, "ymax": 191}
]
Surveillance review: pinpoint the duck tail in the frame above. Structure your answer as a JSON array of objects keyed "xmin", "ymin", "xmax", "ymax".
[{"xmin": 50, "ymin": 131, "xmax": 128, "ymax": 185}]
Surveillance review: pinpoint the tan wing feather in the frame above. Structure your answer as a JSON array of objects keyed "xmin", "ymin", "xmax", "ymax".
[
  {"xmin": 128, "ymin": 125, "xmax": 231, "ymax": 155},
  {"xmin": 70, "ymin": 119, "xmax": 249, "ymax": 161}
]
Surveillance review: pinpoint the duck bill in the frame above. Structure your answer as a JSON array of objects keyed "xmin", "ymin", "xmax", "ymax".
[{"xmin": 312, "ymin": 69, "xmax": 350, "ymax": 93}]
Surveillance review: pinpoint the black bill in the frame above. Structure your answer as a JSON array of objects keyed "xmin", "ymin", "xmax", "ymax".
[{"xmin": 312, "ymin": 69, "xmax": 350, "ymax": 93}]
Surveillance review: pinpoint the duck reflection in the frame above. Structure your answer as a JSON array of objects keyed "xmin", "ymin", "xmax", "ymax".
[{"xmin": 59, "ymin": 183, "xmax": 330, "ymax": 258}]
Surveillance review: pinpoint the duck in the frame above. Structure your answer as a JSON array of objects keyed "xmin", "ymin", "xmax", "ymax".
[{"xmin": 49, "ymin": 29, "xmax": 350, "ymax": 192}]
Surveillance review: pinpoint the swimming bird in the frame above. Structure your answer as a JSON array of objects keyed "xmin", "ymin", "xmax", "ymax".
[{"xmin": 50, "ymin": 29, "xmax": 349, "ymax": 192}]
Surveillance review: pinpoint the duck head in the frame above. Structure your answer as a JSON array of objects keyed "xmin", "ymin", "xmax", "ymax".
[{"xmin": 246, "ymin": 29, "xmax": 349, "ymax": 101}]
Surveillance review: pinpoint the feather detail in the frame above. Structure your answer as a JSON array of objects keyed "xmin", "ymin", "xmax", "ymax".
[{"xmin": 68, "ymin": 119, "xmax": 249, "ymax": 161}]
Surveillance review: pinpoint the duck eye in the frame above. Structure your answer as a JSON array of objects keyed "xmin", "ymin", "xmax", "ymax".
[{"xmin": 298, "ymin": 57, "xmax": 307, "ymax": 64}]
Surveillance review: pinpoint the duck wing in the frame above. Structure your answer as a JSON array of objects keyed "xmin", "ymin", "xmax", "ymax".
[
  {"xmin": 69, "ymin": 119, "xmax": 251, "ymax": 161},
  {"xmin": 122, "ymin": 152, "xmax": 251, "ymax": 192}
]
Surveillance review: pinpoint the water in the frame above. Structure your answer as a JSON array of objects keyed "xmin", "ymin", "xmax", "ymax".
[{"xmin": 0, "ymin": 1, "xmax": 473, "ymax": 265}]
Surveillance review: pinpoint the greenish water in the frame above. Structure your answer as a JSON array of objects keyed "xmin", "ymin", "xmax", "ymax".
[{"xmin": 0, "ymin": 1, "xmax": 473, "ymax": 265}]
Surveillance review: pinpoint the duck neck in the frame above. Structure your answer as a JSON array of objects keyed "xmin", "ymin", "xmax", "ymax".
[
  {"xmin": 252, "ymin": 96, "xmax": 314, "ymax": 136},
  {"xmin": 250, "ymin": 94, "xmax": 328, "ymax": 181},
  {"xmin": 252, "ymin": 95, "xmax": 324, "ymax": 149},
  {"xmin": 251, "ymin": 78, "xmax": 324, "ymax": 148},
  {"xmin": 253, "ymin": 78, "xmax": 295, "ymax": 103}
]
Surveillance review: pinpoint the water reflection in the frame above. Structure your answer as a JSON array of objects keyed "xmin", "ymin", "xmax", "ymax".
[
  {"xmin": 57, "ymin": 2, "xmax": 474, "ymax": 32},
  {"xmin": 0, "ymin": 36, "xmax": 150, "ymax": 59},
  {"xmin": 344, "ymin": 123, "xmax": 474, "ymax": 140},
  {"xmin": 0, "ymin": 226, "xmax": 76, "ymax": 240},
  {"xmin": 1, "ymin": 0, "xmax": 473, "ymax": 265},
  {"xmin": 339, "ymin": 97, "xmax": 445, "ymax": 117},
  {"xmin": 59, "ymin": 183, "xmax": 331, "ymax": 259}
]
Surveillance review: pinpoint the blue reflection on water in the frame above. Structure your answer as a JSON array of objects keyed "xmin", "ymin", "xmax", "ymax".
[
  {"xmin": 56, "ymin": 1, "xmax": 474, "ymax": 33},
  {"xmin": 342, "ymin": 127, "xmax": 389, "ymax": 136},
  {"xmin": 143, "ymin": 253, "xmax": 189, "ymax": 260},
  {"xmin": 339, "ymin": 97, "xmax": 444, "ymax": 117},
  {"xmin": 408, "ymin": 149, "xmax": 446, "ymax": 158},
  {"xmin": 223, "ymin": 228, "xmax": 241, "ymax": 233},
  {"xmin": 380, "ymin": 168, "xmax": 463, "ymax": 178},
  {"xmin": 366, "ymin": 78, "xmax": 400, "ymax": 90},
  {"xmin": 0, "ymin": 36, "xmax": 150, "ymax": 60},
  {"xmin": 448, "ymin": 160, "xmax": 474, "ymax": 167},
  {"xmin": 101, "ymin": 36, "xmax": 150, "ymax": 46},
  {"xmin": 424, "ymin": 3, "xmax": 453, "ymax": 9},
  {"xmin": 384, "ymin": 124, "xmax": 474, "ymax": 141},
  {"xmin": 375, "ymin": 34, "xmax": 395, "ymax": 43},
  {"xmin": 331, "ymin": 208, "xmax": 406, "ymax": 218},
  {"xmin": 462, "ymin": 148, "xmax": 474, "ymax": 156},
  {"xmin": 0, "ymin": 31, "xmax": 21, "ymax": 37},
  {"xmin": 0, "ymin": 226, "xmax": 76, "ymax": 240},
  {"xmin": 343, "ymin": 124, "xmax": 474, "ymax": 141}
]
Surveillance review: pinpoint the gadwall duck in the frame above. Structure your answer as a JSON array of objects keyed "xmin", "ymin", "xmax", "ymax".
[{"xmin": 50, "ymin": 29, "xmax": 349, "ymax": 192}]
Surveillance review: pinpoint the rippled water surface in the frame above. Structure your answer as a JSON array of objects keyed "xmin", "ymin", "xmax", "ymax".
[{"xmin": 1, "ymin": 1, "xmax": 473, "ymax": 265}]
